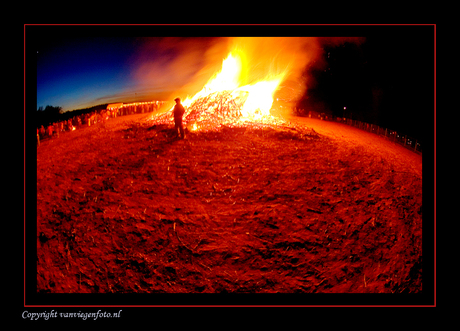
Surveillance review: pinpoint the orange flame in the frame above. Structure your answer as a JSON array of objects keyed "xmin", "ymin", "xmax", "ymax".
[
  {"xmin": 180, "ymin": 50, "xmax": 287, "ymax": 121},
  {"xmin": 146, "ymin": 37, "xmax": 366, "ymax": 126}
]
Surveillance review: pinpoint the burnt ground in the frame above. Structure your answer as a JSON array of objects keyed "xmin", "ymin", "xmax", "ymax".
[{"xmin": 36, "ymin": 112, "xmax": 423, "ymax": 297}]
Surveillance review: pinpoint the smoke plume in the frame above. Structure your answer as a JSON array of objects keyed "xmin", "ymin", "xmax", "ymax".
[{"xmin": 129, "ymin": 37, "xmax": 365, "ymax": 113}]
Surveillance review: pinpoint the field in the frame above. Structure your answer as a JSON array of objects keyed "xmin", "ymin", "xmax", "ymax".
[{"xmin": 36, "ymin": 112, "xmax": 423, "ymax": 297}]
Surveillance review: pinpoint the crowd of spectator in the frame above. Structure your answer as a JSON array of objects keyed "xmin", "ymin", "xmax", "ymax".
[{"xmin": 37, "ymin": 101, "xmax": 165, "ymax": 146}]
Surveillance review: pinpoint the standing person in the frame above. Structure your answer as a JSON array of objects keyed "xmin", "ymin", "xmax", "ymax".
[
  {"xmin": 40, "ymin": 125, "xmax": 45, "ymax": 139},
  {"xmin": 47, "ymin": 124, "xmax": 53, "ymax": 137},
  {"xmin": 173, "ymin": 97, "xmax": 186, "ymax": 139}
]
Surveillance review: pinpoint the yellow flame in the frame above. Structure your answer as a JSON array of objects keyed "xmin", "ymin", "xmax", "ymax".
[
  {"xmin": 180, "ymin": 52, "xmax": 242, "ymax": 108},
  {"xmin": 204, "ymin": 52, "xmax": 242, "ymax": 93},
  {"xmin": 181, "ymin": 50, "xmax": 286, "ymax": 119},
  {"xmin": 238, "ymin": 76, "xmax": 284, "ymax": 119}
]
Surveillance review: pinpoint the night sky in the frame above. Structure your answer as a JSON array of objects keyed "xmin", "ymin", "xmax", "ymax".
[
  {"xmin": 301, "ymin": 30, "xmax": 434, "ymax": 141},
  {"xmin": 33, "ymin": 34, "xmax": 220, "ymax": 111},
  {"xmin": 26, "ymin": 25, "xmax": 435, "ymax": 141}
]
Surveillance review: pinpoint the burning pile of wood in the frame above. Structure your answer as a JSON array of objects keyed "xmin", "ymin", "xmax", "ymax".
[
  {"xmin": 185, "ymin": 90, "xmax": 248, "ymax": 124},
  {"xmin": 147, "ymin": 91, "xmax": 321, "ymax": 142},
  {"xmin": 150, "ymin": 89, "xmax": 251, "ymax": 128},
  {"xmin": 150, "ymin": 90, "xmax": 295, "ymax": 134}
]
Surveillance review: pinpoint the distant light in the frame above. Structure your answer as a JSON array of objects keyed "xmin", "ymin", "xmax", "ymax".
[{"xmin": 343, "ymin": 107, "xmax": 347, "ymax": 110}]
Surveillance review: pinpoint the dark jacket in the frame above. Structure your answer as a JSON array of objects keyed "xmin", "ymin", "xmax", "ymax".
[{"xmin": 173, "ymin": 103, "xmax": 185, "ymax": 118}]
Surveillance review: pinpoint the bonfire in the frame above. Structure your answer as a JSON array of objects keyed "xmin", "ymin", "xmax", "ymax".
[{"xmin": 149, "ymin": 51, "xmax": 290, "ymax": 131}]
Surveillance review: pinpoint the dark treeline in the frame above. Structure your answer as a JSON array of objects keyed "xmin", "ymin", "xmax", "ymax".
[
  {"xmin": 36, "ymin": 104, "xmax": 108, "ymax": 128},
  {"xmin": 36, "ymin": 101, "xmax": 165, "ymax": 146}
]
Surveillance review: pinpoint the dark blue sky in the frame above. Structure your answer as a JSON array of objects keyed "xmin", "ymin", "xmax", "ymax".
[
  {"xmin": 37, "ymin": 37, "xmax": 131, "ymax": 110},
  {"xmin": 33, "ymin": 30, "xmax": 223, "ymax": 111},
  {"xmin": 35, "ymin": 35, "xmax": 199, "ymax": 111}
]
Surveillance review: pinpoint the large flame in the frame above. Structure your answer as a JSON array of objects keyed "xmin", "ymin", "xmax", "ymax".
[
  {"xmin": 180, "ymin": 50, "xmax": 287, "ymax": 122},
  {"xmin": 144, "ymin": 37, "xmax": 366, "ymax": 127}
]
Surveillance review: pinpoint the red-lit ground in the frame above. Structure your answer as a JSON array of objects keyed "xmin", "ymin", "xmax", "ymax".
[{"xmin": 36, "ymin": 112, "xmax": 422, "ymax": 294}]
